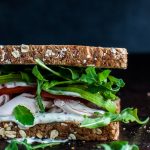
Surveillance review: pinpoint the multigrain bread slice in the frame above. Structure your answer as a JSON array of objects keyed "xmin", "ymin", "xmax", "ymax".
[
  {"xmin": 0, "ymin": 100, "xmax": 120, "ymax": 141},
  {"xmin": 0, "ymin": 122, "xmax": 119, "ymax": 141},
  {"xmin": 0, "ymin": 45, "xmax": 127, "ymax": 68}
]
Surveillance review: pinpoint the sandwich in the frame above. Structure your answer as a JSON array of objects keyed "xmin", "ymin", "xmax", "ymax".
[{"xmin": 0, "ymin": 44, "xmax": 148, "ymax": 141}]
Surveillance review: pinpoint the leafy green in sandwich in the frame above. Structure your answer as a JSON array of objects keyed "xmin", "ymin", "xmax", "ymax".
[
  {"xmin": 33, "ymin": 58, "xmax": 125, "ymax": 113},
  {"xmin": 80, "ymin": 108, "xmax": 149, "ymax": 128},
  {"xmin": 98, "ymin": 141, "xmax": 139, "ymax": 150},
  {"xmin": 13, "ymin": 105, "xmax": 34, "ymax": 126},
  {"xmin": 0, "ymin": 59, "xmax": 149, "ymax": 129},
  {"xmin": 5, "ymin": 139, "xmax": 60, "ymax": 150}
]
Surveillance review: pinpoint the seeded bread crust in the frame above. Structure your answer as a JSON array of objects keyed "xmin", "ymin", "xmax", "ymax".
[
  {"xmin": 0, "ymin": 122, "xmax": 119, "ymax": 141},
  {"xmin": 0, "ymin": 45, "xmax": 127, "ymax": 68}
]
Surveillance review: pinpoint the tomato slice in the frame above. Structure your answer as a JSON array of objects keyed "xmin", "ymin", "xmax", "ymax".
[
  {"xmin": 0, "ymin": 86, "xmax": 36, "ymax": 95},
  {"xmin": 0, "ymin": 86, "xmax": 85, "ymax": 102}
]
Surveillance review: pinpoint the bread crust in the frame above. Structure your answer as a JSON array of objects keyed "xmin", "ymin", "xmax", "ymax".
[{"xmin": 0, "ymin": 45, "xmax": 127, "ymax": 68}]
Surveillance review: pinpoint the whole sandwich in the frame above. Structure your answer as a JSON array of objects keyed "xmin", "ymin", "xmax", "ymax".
[{"xmin": 0, "ymin": 45, "xmax": 148, "ymax": 141}]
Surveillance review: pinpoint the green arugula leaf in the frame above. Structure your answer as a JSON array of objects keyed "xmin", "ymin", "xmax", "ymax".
[
  {"xmin": 5, "ymin": 141, "xmax": 18, "ymax": 150},
  {"xmin": 20, "ymin": 72, "xmax": 32, "ymax": 83},
  {"xmin": 36, "ymin": 80, "xmax": 45, "ymax": 113},
  {"xmin": 34, "ymin": 59, "xmax": 125, "ymax": 110},
  {"xmin": 80, "ymin": 67, "xmax": 97, "ymax": 84},
  {"xmin": 0, "ymin": 73, "xmax": 22, "ymax": 84},
  {"xmin": 80, "ymin": 115, "xmax": 111, "ymax": 128},
  {"xmin": 32, "ymin": 65, "xmax": 47, "ymax": 81},
  {"xmin": 35, "ymin": 58, "xmax": 68, "ymax": 80},
  {"xmin": 87, "ymin": 85, "xmax": 117, "ymax": 100},
  {"xmin": 80, "ymin": 67, "xmax": 124, "ymax": 97},
  {"xmin": 101, "ymin": 82, "xmax": 115, "ymax": 92},
  {"xmin": 43, "ymin": 80, "xmax": 59, "ymax": 89},
  {"xmin": 44, "ymin": 86, "xmax": 117, "ymax": 113},
  {"xmin": 31, "ymin": 142, "xmax": 60, "ymax": 149},
  {"xmin": 32, "ymin": 65, "xmax": 47, "ymax": 112},
  {"xmin": 0, "ymin": 72, "xmax": 33, "ymax": 84},
  {"xmin": 108, "ymin": 75, "xmax": 125, "ymax": 88},
  {"xmin": 99, "ymin": 141, "xmax": 139, "ymax": 150},
  {"xmin": 98, "ymin": 69, "xmax": 111, "ymax": 83},
  {"xmin": 13, "ymin": 105, "xmax": 34, "ymax": 126},
  {"xmin": 42, "ymin": 80, "xmax": 79, "ymax": 89},
  {"xmin": 103, "ymin": 91, "xmax": 117, "ymax": 100},
  {"xmin": 114, "ymin": 108, "xmax": 149, "ymax": 124},
  {"xmin": 5, "ymin": 139, "xmax": 60, "ymax": 150},
  {"xmin": 59, "ymin": 67, "xmax": 79, "ymax": 80},
  {"xmin": 80, "ymin": 108, "xmax": 149, "ymax": 128}
]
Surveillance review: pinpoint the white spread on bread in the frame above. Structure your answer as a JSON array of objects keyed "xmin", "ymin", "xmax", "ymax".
[
  {"xmin": 8, "ymin": 138, "xmax": 68, "ymax": 144},
  {"xmin": 0, "ymin": 113, "xmax": 84, "ymax": 129}
]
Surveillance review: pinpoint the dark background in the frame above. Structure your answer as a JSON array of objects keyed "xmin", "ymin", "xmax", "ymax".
[{"xmin": 0, "ymin": 0, "xmax": 150, "ymax": 53}]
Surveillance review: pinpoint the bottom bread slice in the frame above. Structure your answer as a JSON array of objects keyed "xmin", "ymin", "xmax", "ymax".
[{"xmin": 0, "ymin": 121, "xmax": 119, "ymax": 141}]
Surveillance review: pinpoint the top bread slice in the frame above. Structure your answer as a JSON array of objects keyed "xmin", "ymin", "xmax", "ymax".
[{"xmin": 0, "ymin": 45, "xmax": 128, "ymax": 68}]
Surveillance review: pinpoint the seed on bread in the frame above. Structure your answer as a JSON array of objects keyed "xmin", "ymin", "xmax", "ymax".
[
  {"xmin": 50, "ymin": 130, "xmax": 59, "ymax": 139},
  {"xmin": 4, "ymin": 123, "xmax": 9, "ymax": 129},
  {"xmin": 19, "ymin": 130, "xmax": 26, "ymax": 138},
  {"xmin": 68, "ymin": 133, "xmax": 76, "ymax": 140},
  {"xmin": 11, "ymin": 49, "xmax": 20, "ymax": 58},
  {"xmin": 6, "ymin": 127, "xmax": 11, "ymax": 131},
  {"xmin": 5, "ymin": 131, "xmax": 16, "ymax": 138},
  {"xmin": 0, "ymin": 128, "xmax": 5, "ymax": 137},
  {"xmin": 36, "ymin": 131, "xmax": 43, "ymax": 139},
  {"xmin": 21, "ymin": 44, "xmax": 29, "ymax": 53},
  {"xmin": 96, "ymin": 129, "xmax": 102, "ymax": 135}
]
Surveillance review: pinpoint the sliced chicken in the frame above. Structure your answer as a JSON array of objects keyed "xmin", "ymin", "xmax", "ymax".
[
  {"xmin": 0, "ymin": 93, "xmax": 51, "ymax": 116},
  {"xmin": 54, "ymin": 99, "xmax": 105, "ymax": 116}
]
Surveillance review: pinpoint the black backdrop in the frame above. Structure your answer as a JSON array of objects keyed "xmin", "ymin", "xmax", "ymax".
[{"xmin": 0, "ymin": 0, "xmax": 150, "ymax": 53}]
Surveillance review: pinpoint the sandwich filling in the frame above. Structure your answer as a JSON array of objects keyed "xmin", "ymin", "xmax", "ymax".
[{"xmin": 0, "ymin": 59, "xmax": 148, "ymax": 130}]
